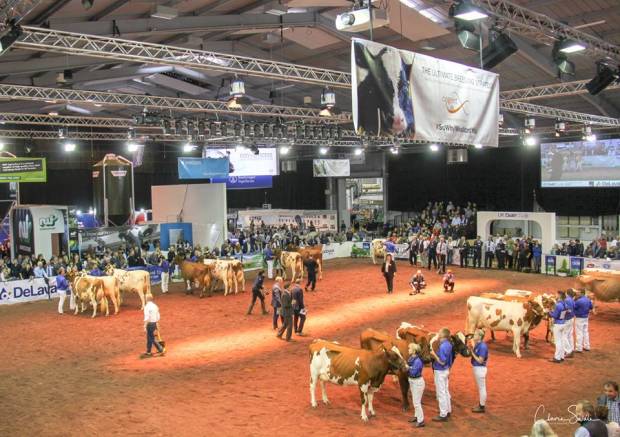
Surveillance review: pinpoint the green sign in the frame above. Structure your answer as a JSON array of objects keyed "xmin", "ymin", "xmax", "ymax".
[{"xmin": 0, "ymin": 157, "xmax": 47, "ymax": 183}]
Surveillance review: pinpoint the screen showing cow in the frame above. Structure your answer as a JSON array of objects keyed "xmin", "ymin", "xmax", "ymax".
[{"xmin": 540, "ymin": 138, "xmax": 620, "ymax": 187}]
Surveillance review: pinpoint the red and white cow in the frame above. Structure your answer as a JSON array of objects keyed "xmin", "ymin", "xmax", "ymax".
[
  {"xmin": 371, "ymin": 239, "xmax": 386, "ymax": 265},
  {"xmin": 281, "ymin": 251, "xmax": 303, "ymax": 282},
  {"xmin": 309, "ymin": 339, "xmax": 408, "ymax": 422},
  {"xmin": 105, "ymin": 266, "xmax": 151, "ymax": 309}
]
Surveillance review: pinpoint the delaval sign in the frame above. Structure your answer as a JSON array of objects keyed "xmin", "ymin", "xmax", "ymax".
[
  {"xmin": 211, "ymin": 175, "xmax": 273, "ymax": 189},
  {"xmin": 0, "ymin": 277, "xmax": 58, "ymax": 305}
]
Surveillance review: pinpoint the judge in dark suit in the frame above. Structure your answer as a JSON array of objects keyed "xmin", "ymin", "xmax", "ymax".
[
  {"xmin": 409, "ymin": 237, "xmax": 420, "ymax": 266},
  {"xmin": 277, "ymin": 284, "xmax": 294, "ymax": 341},
  {"xmin": 292, "ymin": 279, "xmax": 306, "ymax": 335},
  {"xmin": 381, "ymin": 253, "xmax": 397, "ymax": 294}
]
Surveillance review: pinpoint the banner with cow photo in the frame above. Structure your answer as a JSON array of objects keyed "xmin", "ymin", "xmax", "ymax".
[{"xmin": 352, "ymin": 38, "xmax": 499, "ymax": 147}]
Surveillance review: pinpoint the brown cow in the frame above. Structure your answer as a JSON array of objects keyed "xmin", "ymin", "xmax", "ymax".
[
  {"xmin": 576, "ymin": 268, "xmax": 620, "ymax": 302},
  {"xmin": 176, "ymin": 256, "xmax": 214, "ymax": 298},
  {"xmin": 68, "ymin": 271, "xmax": 120, "ymax": 317},
  {"xmin": 309, "ymin": 339, "xmax": 408, "ymax": 421},
  {"xmin": 360, "ymin": 328, "xmax": 430, "ymax": 412}
]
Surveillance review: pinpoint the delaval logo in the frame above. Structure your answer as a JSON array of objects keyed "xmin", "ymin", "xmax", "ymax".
[
  {"xmin": 13, "ymin": 284, "xmax": 57, "ymax": 299},
  {"xmin": 39, "ymin": 214, "xmax": 59, "ymax": 230},
  {"xmin": 0, "ymin": 288, "xmax": 10, "ymax": 301}
]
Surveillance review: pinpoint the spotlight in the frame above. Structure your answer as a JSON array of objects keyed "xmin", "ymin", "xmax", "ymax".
[
  {"xmin": 524, "ymin": 135, "xmax": 537, "ymax": 147},
  {"xmin": 552, "ymin": 41, "xmax": 576, "ymax": 76},
  {"xmin": 227, "ymin": 78, "xmax": 251, "ymax": 108},
  {"xmin": 279, "ymin": 146, "xmax": 290, "ymax": 155},
  {"xmin": 319, "ymin": 147, "xmax": 328, "ymax": 155},
  {"xmin": 430, "ymin": 144, "xmax": 439, "ymax": 152},
  {"xmin": 0, "ymin": 142, "xmax": 4, "ymax": 150},
  {"xmin": 474, "ymin": 143, "xmax": 483, "ymax": 149},
  {"xmin": 58, "ymin": 127, "xmax": 67, "ymax": 138},
  {"xmin": 81, "ymin": 0, "xmax": 94, "ymax": 10},
  {"xmin": 586, "ymin": 62, "xmax": 619, "ymax": 96},
  {"xmin": 183, "ymin": 143, "xmax": 196, "ymax": 153},
  {"xmin": 583, "ymin": 126, "xmax": 596, "ymax": 142},
  {"xmin": 354, "ymin": 148, "xmax": 363, "ymax": 156},
  {"xmin": 390, "ymin": 146, "xmax": 400, "ymax": 155},
  {"xmin": 320, "ymin": 88, "xmax": 339, "ymax": 117},
  {"xmin": 127, "ymin": 142, "xmax": 140, "ymax": 152},
  {"xmin": 88, "ymin": 207, "xmax": 94, "ymax": 214},
  {"xmin": 482, "ymin": 32, "xmax": 518, "ymax": 70},
  {"xmin": 524, "ymin": 117, "xmax": 535, "ymax": 134},
  {"xmin": 450, "ymin": 0, "xmax": 488, "ymax": 21},
  {"xmin": 454, "ymin": 19, "xmax": 480, "ymax": 52},
  {"xmin": 64, "ymin": 142, "xmax": 76, "ymax": 152},
  {"xmin": 557, "ymin": 39, "xmax": 586, "ymax": 54},
  {"xmin": 76, "ymin": 210, "xmax": 82, "ymax": 216},
  {"xmin": 554, "ymin": 120, "xmax": 566, "ymax": 137},
  {"xmin": 0, "ymin": 24, "xmax": 23, "ymax": 56}
]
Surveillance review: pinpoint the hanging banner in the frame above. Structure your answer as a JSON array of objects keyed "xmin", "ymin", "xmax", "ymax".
[
  {"xmin": 313, "ymin": 159, "xmax": 350, "ymax": 177},
  {"xmin": 203, "ymin": 147, "xmax": 278, "ymax": 176},
  {"xmin": 0, "ymin": 157, "xmax": 47, "ymax": 182},
  {"xmin": 352, "ymin": 38, "xmax": 499, "ymax": 147},
  {"xmin": 210, "ymin": 175, "xmax": 273, "ymax": 189},
  {"xmin": 178, "ymin": 157, "xmax": 229, "ymax": 179}
]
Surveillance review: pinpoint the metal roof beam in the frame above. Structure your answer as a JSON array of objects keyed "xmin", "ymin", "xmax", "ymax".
[
  {"xmin": 0, "ymin": 0, "xmax": 43, "ymax": 29},
  {"xmin": 501, "ymin": 79, "xmax": 620, "ymax": 101}
]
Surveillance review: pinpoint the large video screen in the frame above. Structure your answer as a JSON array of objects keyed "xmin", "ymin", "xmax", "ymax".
[
  {"xmin": 540, "ymin": 138, "xmax": 620, "ymax": 187},
  {"xmin": 203, "ymin": 147, "xmax": 278, "ymax": 176}
]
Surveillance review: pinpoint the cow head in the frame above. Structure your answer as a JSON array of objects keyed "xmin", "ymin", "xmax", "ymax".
[
  {"xmin": 382, "ymin": 345, "xmax": 409, "ymax": 373},
  {"xmin": 354, "ymin": 42, "xmax": 414, "ymax": 136},
  {"xmin": 450, "ymin": 332, "xmax": 472, "ymax": 358}
]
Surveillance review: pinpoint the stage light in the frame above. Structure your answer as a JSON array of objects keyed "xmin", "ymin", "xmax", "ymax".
[
  {"xmin": 430, "ymin": 144, "xmax": 439, "ymax": 152},
  {"xmin": 354, "ymin": 148, "xmax": 363, "ymax": 156},
  {"xmin": 454, "ymin": 19, "xmax": 480, "ymax": 52},
  {"xmin": 583, "ymin": 126, "xmax": 596, "ymax": 142},
  {"xmin": 524, "ymin": 117, "xmax": 535, "ymax": 134},
  {"xmin": 76, "ymin": 210, "xmax": 82, "ymax": 215},
  {"xmin": 127, "ymin": 142, "xmax": 140, "ymax": 152},
  {"xmin": 557, "ymin": 39, "xmax": 586, "ymax": 54},
  {"xmin": 0, "ymin": 24, "xmax": 23, "ymax": 56},
  {"xmin": 524, "ymin": 135, "xmax": 537, "ymax": 146},
  {"xmin": 279, "ymin": 146, "xmax": 290, "ymax": 155},
  {"xmin": 553, "ymin": 40, "xmax": 576, "ymax": 76},
  {"xmin": 183, "ymin": 142, "xmax": 196, "ymax": 153},
  {"xmin": 319, "ymin": 147, "xmax": 328, "ymax": 155},
  {"xmin": 450, "ymin": 0, "xmax": 488, "ymax": 21},
  {"xmin": 227, "ymin": 78, "xmax": 251, "ymax": 108},
  {"xmin": 474, "ymin": 143, "xmax": 483, "ymax": 149},
  {"xmin": 482, "ymin": 32, "xmax": 518, "ymax": 70},
  {"xmin": 320, "ymin": 88, "xmax": 337, "ymax": 117},
  {"xmin": 82, "ymin": 0, "xmax": 94, "ymax": 10},
  {"xmin": 64, "ymin": 142, "xmax": 76, "ymax": 152},
  {"xmin": 0, "ymin": 143, "xmax": 4, "ymax": 150},
  {"xmin": 586, "ymin": 62, "xmax": 619, "ymax": 96},
  {"xmin": 88, "ymin": 207, "xmax": 94, "ymax": 214},
  {"xmin": 390, "ymin": 146, "xmax": 400, "ymax": 155}
]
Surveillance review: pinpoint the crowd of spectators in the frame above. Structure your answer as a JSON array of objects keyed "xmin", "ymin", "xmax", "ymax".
[{"xmin": 551, "ymin": 236, "xmax": 619, "ymax": 259}]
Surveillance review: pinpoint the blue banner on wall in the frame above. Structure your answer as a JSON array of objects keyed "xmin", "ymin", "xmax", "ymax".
[
  {"xmin": 178, "ymin": 157, "xmax": 229, "ymax": 179},
  {"xmin": 211, "ymin": 175, "xmax": 273, "ymax": 189},
  {"xmin": 570, "ymin": 257, "xmax": 583, "ymax": 276}
]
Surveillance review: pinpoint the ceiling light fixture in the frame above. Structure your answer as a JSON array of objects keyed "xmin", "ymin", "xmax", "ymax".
[
  {"xmin": 319, "ymin": 147, "xmax": 328, "ymax": 155},
  {"xmin": 0, "ymin": 24, "xmax": 23, "ymax": 56},
  {"xmin": 454, "ymin": 19, "xmax": 480, "ymax": 52},
  {"xmin": 586, "ymin": 61, "xmax": 619, "ymax": 96},
  {"xmin": 319, "ymin": 88, "xmax": 337, "ymax": 117},
  {"xmin": 557, "ymin": 39, "xmax": 586, "ymax": 54},
  {"xmin": 524, "ymin": 135, "xmax": 537, "ymax": 147},
  {"xmin": 127, "ymin": 142, "xmax": 140, "ymax": 152},
  {"xmin": 279, "ymin": 146, "xmax": 290, "ymax": 155},
  {"xmin": 227, "ymin": 78, "xmax": 251, "ymax": 109},
  {"xmin": 151, "ymin": 5, "xmax": 178, "ymax": 20},
  {"xmin": 482, "ymin": 32, "xmax": 518, "ymax": 70},
  {"xmin": 450, "ymin": 0, "xmax": 488, "ymax": 21},
  {"xmin": 354, "ymin": 148, "xmax": 363, "ymax": 156},
  {"xmin": 583, "ymin": 126, "xmax": 596, "ymax": 142},
  {"xmin": 64, "ymin": 142, "xmax": 76, "ymax": 152},
  {"xmin": 265, "ymin": 1, "xmax": 287, "ymax": 16},
  {"xmin": 430, "ymin": 144, "xmax": 439, "ymax": 152},
  {"xmin": 183, "ymin": 143, "xmax": 196, "ymax": 153},
  {"xmin": 474, "ymin": 143, "xmax": 483, "ymax": 149},
  {"xmin": 81, "ymin": 0, "xmax": 94, "ymax": 10},
  {"xmin": 552, "ymin": 40, "xmax": 576, "ymax": 76}
]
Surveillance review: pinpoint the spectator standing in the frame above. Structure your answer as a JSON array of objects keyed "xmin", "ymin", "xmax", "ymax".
[
  {"xmin": 427, "ymin": 237, "xmax": 438, "ymax": 271},
  {"xmin": 409, "ymin": 236, "xmax": 419, "ymax": 266},
  {"xmin": 532, "ymin": 242, "xmax": 542, "ymax": 273},
  {"xmin": 381, "ymin": 254, "xmax": 397, "ymax": 294},
  {"xmin": 437, "ymin": 236, "xmax": 448, "ymax": 274},
  {"xmin": 574, "ymin": 289, "xmax": 594, "ymax": 352},
  {"xmin": 159, "ymin": 255, "xmax": 170, "ymax": 294},
  {"xmin": 473, "ymin": 236, "xmax": 483, "ymax": 268},
  {"xmin": 574, "ymin": 400, "xmax": 608, "ymax": 437},
  {"xmin": 484, "ymin": 237, "xmax": 495, "ymax": 269}
]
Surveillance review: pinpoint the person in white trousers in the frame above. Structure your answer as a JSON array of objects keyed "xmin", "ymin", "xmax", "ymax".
[
  {"xmin": 432, "ymin": 327, "xmax": 454, "ymax": 422},
  {"xmin": 55, "ymin": 267, "xmax": 71, "ymax": 315},
  {"xmin": 549, "ymin": 290, "xmax": 567, "ymax": 363},
  {"xmin": 407, "ymin": 343, "xmax": 426, "ymax": 428},
  {"xmin": 563, "ymin": 289, "xmax": 576, "ymax": 358},
  {"xmin": 160, "ymin": 257, "xmax": 170, "ymax": 293},
  {"xmin": 574, "ymin": 289, "xmax": 594, "ymax": 352},
  {"xmin": 469, "ymin": 329, "xmax": 489, "ymax": 413}
]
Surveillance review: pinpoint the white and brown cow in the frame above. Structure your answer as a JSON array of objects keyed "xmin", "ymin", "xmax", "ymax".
[
  {"xmin": 466, "ymin": 295, "xmax": 548, "ymax": 358},
  {"xmin": 69, "ymin": 271, "xmax": 120, "ymax": 318},
  {"xmin": 290, "ymin": 244, "xmax": 324, "ymax": 280},
  {"xmin": 105, "ymin": 266, "xmax": 151, "ymax": 309},
  {"xmin": 177, "ymin": 257, "xmax": 215, "ymax": 298},
  {"xmin": 280, "ymin": 251, "xmax": 303, "ymax": 282},
  {"xmin": 309, "ymin": 339, "xmax": 408, "ymax": 422},
  {"xmin": 576, "ymin": 268, "xmax": 620, "ymax": 302},
  {"xmin": 203, "ymin": 259, "xmax": 236, "ymax": 296},
  {"xmin": 371, "ymin": 239, "xmax": 386, "ymax": 265}
]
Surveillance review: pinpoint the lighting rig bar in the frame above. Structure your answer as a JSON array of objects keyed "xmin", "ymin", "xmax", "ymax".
[
  {"xmin": 501, "ymin": 80, "xmax": 620, "ymax": 102},
  {"xmin": 0, "ymin": 112, "xmax": 138, "ymax": 128},
  {"xmin": 469, "ymin": 0, "xmax": 620, "ymax": 62},
  {"xmin": 0, "ymin": 84, "xmax": 350, "ymax": 121},
  {"xmin": 0, "ymin": 1, "xmax": 42, "ymax": 29},
  {"xmin": 16, "ymin": 27, "xmax": 353, "ymax": 89},
  {"xmin": 500, "ymin": 100, "xmax": 620, "ymax": 126}
]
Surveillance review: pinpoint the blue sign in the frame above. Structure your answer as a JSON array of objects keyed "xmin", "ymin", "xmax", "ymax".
[
  {"xmin": 211, "ymin": 175, "xmax": 273, "ymax": 189},
  {"xmin": 570, "ymin": 257, "xmax": 583, "ymax": 276},
  {"xmin": 178, "ymin": 157, "xmax": 229, "ymax": 179}
]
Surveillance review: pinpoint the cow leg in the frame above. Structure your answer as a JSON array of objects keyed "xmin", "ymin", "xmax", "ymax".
[
  {"xmin": 185, "ymin": 279, "xmax": 191, "ymax": 293},
  {"xmin": 367, "ymin": 388, "xmax": 378, "ymax": 417},
  {"xmin": 359, "ymin": 386, "xmax": 369, "ymax": 422},
  {"xmin": 399, "ymin": 372, "xmax": 411, "ymax": 411},
  {"xmin": 512, "ymin": 328, "xmax": 522, "ymax": 358},
  {"xmin": 309, "ymin": 357, "xmax": 319, "ymax": 408},
  {"xmin": 318, "ymin": 260, "xmax": 323, "ymax": 280},
  {"xmin": 491, "ymin": 330, "xmax": 496, "ymax": 341},
  {"xmin": 91, "ymin": 297, "xmax": 97, "ymax": 318},
  {"xmin": 523, "ymin": 332, "xmax": 530, "ymax": 350},
  {"xmin": 139, "ymin": 290, "xmax": 145, "ymax": 310},
  {"xmin": 319, "ymin": 380, "xmax": 330, "ymax": 405}
]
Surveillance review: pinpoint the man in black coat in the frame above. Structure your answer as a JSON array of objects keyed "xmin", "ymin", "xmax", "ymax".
[
  {"xmin": 409, "ymin": 236, "xmax": 419, "ymax": 266},
  {"xmin": 277, "ymin": 283, "xmax": 294, "ymax": 341},
  {"xmin": 247, "ymin": 270, "xmax": 268, "ymax": 315},
  {"xmin": 473, "ymin": 236, "xmax": 483, "ymax": 268},
  {"xmin": 381, "ymin": 253, "xmax": 397, "ymax": 294},
  {"xmin": 304, "ymin": 255, "xmax": 318, "ymax": 292},
  {"xmin": 427, "ymin": 238, "xmax": 438, "ymax": 271},
  {"xmin": 292, "ymin": 279, "xmax": 306, "ymax": 335}
]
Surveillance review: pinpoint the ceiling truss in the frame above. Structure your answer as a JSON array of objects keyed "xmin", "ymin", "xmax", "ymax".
[{"xmin": 501, "ymin": 80, "xmax": 620, "ymax": 102}]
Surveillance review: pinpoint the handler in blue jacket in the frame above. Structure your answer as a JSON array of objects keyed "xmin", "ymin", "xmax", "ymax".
[
  {"xmin": 550, "ymin": 290, "xmax": 567, "ymax": 363},
  {"xmin": 432, "ymin": 327, "xmax": 454, "ymax": 422},
  {"xmin": 574, "ymin": 289, "xmax": 594, "ymax": 352},
  {"xmin": 56, "ymin": 267, "xmax": 71, "ymax": 315},
  {"xmin": 407, "ymin": 343, "xmax": 426, "ymax": 428},
  {"xmin": 563, "ymin": 289, "xmax": 576, "ymax": 358},
  {"xmin": 469, "ymin": 329, "xmax": 489, "ymax": 413}
]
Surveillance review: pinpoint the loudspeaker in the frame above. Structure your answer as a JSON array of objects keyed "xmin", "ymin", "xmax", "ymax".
[{"xmin": 482, "ymin": 33, "xmax": 518, "ymax": 70}]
